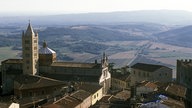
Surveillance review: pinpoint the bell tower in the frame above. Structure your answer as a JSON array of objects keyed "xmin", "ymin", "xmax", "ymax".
[
  {"xmin": 99, "ymin": 52, "xmax": 111, "ymax": 94},
  {"xmin": 22, "ymin": 22, "xmax": 39, "ymax": 75}
]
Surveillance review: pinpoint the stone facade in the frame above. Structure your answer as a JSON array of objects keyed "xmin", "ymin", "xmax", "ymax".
[
  {"xmin": 130, "ymin": 63, "xmax": 172, "ymax": 85},
  {"xmin": 111, "ymin": 72, "xmax": 131, "ymax": 90},
  {"xmin": 22, "ymin": 23, "xmax": 39, "ymax": 75},
  {"xmin": 177, "ymin": 59, "xmax": 192, "ymax": 108},
  {"xmin": 1, "ymin": 59, "xmax": 23, "ymax": 94}
]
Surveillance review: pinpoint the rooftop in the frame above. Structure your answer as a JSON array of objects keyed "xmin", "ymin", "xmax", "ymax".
[
  {"xmin": 77, "ymin": 83, "xmax": 103, "ymax": 94},
  {"xmin": 54, "ymin": 96, "xmax": 82, "ymax": 108},
  {"xmin": 70, "ymin": 90, "xmax": 91, "ymax": 101},
  {"xmin": 39, "ymin": 41, "xmax": 56, "ymax": 54},
  {"xmin": 51, "ymin": 62, "xmax": 101, "ymax": 68},
  {"xmin": 14, "ymin": 74, "xmax": 66, "ymax": 90},
  {"xmin": 162, "ymin": 97, "xmax": 185, "ymax": 108},
  {"xmin": 2, "ymin": 59, "xmax": 23, "ymax": 64},
  {"xmin": 165, "ymin": 83, "xmax": 186, "ymax": 98},
  {"xmin": 25, "ymin": 23, "xmax": 35, "ymax": 36},
  {"xmin": 145, "ymin": 82, "xmax": 158, "ymax": 90},
  {"xmin": 112, "ymin": 72, "xmax": 131, "ymax": 82},
  {"xmin": 41, "ymin": 73, "xmax": 100, "ymax": 82},
  {"xmin": 131, "ymin": 63, "xmax": 169, "ymax": 72},
  {"xmin": 115, "ymin": 90, "xmax": 131, "ymax": 100}
]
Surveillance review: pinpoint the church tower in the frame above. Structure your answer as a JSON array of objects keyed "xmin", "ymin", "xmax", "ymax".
[
  {"xmin": 22, "ymin": 22, "xmax": 39, "ymax": 75},
  {"xmin": 99, "ymin": 52, "xmax": 111, "ymax": 94}
]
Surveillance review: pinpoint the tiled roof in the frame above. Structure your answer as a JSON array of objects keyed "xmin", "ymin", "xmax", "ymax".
[
  {"xmin": 2, "ymin": 59, "xmax": 23, "ymax": 64},
  {"xmin": 54, "ymin": 96, "xmax": 81, "ymax": 108},
  {"xmin": 51, "ymin": 62, "xmax": 101, "ymax": 68},
  {"xmin": 70, "ymin": 89, "xmax": 91, "ymax": 101},
  {"xmin": 162, "ymin": 97, "xmax": 185, "ymax": 108},
  {"xmin": 165, "ymin": 83, "xmax": 186, "ymax": 98},
  {"xmin": 154, "ymin": 81, "xmax": 169, "ymax": 90},
  {"xmin": 112, "ymin": 72, "xmax": 131, "ymax": 81},
  {"xmin": 39, "ymin": 47, "xmax": 56, "ymax": 54},
  {"xmin": 131, "ymin": 63, "xmax": 166, "ymax": 72},
  {"xmin": 41, "ymin": 73, "xmax": 100, "ymax": 82},
  {"xmin": 14, "ymin": 74, "xmax": 66, "ymax": 90},
  {"xmin": 100, "ymin": 95, "xmax": 121, "ymax": 103},
  {"xmin": 115, "ymin": 90, "xmax": 131, "ymax": 100},
  {"xmin": 42, "ymin": 90, "xmax": 91, "ymax": 108},
  {"xmin": 42, "ymin": 104, "xmax": 63, "ymax": 108},
  {"xmin": 77, "ymin": 83, "xmax": 102, "ymax": 94},
  {"xmin": 145, "ymin": 82, "xmax": 158, "ymax": 90},
  {"xmin": 137, "ymin": 81, "xmax": 158, "ymax": 90}
]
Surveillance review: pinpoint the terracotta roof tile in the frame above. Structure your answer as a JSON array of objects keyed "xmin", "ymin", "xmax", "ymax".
[
  {"xmin": 131, "ymin": 63, "xmax": 168, "ymax": 72},
  {"xmin": 51, "ymin": 62, "xmax": 101, "ymax": 68},
  {"xmin": 165, "ymin": 83, "xmax": 186, "ymax": 98},
  {"xmin": 14, "ymin": 75, "xmax": 66, "ymax": 90}
]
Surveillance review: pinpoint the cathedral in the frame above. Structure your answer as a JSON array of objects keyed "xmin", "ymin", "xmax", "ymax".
[{"xmin": 1, "ymin": 23, "xmax": 111, "ymax": 96}]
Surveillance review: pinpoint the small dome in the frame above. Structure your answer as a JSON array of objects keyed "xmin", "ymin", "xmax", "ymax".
[{"xmin": 39, "ymin": 41, "xmax": 56, "ymax": 54}]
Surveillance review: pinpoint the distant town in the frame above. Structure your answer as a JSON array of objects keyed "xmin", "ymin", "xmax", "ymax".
[{"xmin": 0, "ymin": 22, "xmax": 192, "ymax": 108}]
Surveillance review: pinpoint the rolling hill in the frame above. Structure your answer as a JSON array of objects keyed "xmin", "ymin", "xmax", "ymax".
[
  {"xmin": 155, "ymin": 25, "xmax": 192, "ymax": 47},
  {"xmin": 1, "ymin": 10, "xmax": 192, "ymax": 25}
]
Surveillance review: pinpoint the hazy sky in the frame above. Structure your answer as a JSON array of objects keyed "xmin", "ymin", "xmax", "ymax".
[{"xmin": 1, "ymin": 0, "xmax": 192, "ymax": 14}]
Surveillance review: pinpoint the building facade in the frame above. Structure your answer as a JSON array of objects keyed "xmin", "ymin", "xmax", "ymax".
[
  {"xmin": 111, "ymin": 72, "xmax": 131, "ymax": 90},
  {"xmin": 22, "ymin": 23, "xmax": 39, "ymax": 75},
  {"xmin": 177, "ymin": 59, "xmax": 192, "ymax": 108},
  {"xmin": 130, "ymin": 63, "xmax": 172, "ymax": 85},
  {"xmin": 1, "ymin": 59, "xmax": 23, "ymax": 94}
]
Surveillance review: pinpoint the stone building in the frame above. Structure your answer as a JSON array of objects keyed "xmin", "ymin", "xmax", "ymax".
[
  {"xmin": 14, "ymin": 74, "xmax": 66, "ymax": 99},
  {"xmin": 177, "ymin": 59, "xmax": 192, "ymax": 108},
  {"xmin": 130, "ymin": 63, "xmax": 172, "ymax": 85},
  {"xmin": 111, "ymin": 72, "xmax": 131, "ymax": 90},
  {"xmin": 22, "ymin": 23, "xmax": 39, "ymax": 75},
  {"xmin": 1, "ymin": 23, "xmax": 111, "ymax": 96},
  {"xmin": 1, "ymin": 59, "xmax": 23, "ymax": 94}
]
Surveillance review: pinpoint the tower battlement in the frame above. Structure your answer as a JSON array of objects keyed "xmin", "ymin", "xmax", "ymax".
[{"xmin": 177, "ymin": 59, "xmax": 192, "ymax": 64}]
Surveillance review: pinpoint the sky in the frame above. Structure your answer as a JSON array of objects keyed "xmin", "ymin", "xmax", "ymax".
[{"xmin": 1, "ymin": 0, "xmax": 192, "ymax": 15}]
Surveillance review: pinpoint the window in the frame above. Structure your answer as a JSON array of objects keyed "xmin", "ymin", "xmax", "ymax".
[
  {"xmin": 97, "ymin": 93, "xmax": 99, "ymax": 97},
  {"xmin": 25, "ymin": 40, "xmax": 30, "ymax": 44},
  {"xmin": 25, "ymin": 47, "xmax": 30, "ymax": 50},
  {"xmin": 165, "ymin": 73, "xmax": 167, "ymax": 76},
  {"xmin": 42, "ymin": 90, "xmax": 45, "ymax": 95},
  {"xmin": 143, "ymin": 73, "xmax": 146, "ymax": 77},
  {"xmin": 147, "ymin": 73, "xmax": 149, "ymax": 77},
  {"xmin": 34, "ymin": 53, "xmax": 37, "ymax": 57},
  {"xmin": 29, "ymin": 92, "xmax": 32, "ymax": 96},
  {"xmin": 26, "ymin": 60, "xmax": 30, "ymax": 64},
  {"xmin": 34, "ymin": 46, "xmax": 37, "ymax": 50},
  {"xmin": 34, "ymin": 40, "xmax": 37, "ymax": 43},
  {"xmin": 104, "ymin": 71, "xmax": 106, "ymax": 77},
  {"xmin": 25, "ymin": 54, "xmax": 30, "ymax": 57},
  {"xmin": 138, "ymin": 72, "xmax": 141, "ymax": 76},
  {"xmin": 94, "ymin": 95, "xmax": 96, "ymax": 99}
]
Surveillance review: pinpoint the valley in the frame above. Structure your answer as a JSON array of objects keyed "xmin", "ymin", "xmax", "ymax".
[{"xmin": 1, "ymin": 22, "xmax": 192, "ymax": 78}]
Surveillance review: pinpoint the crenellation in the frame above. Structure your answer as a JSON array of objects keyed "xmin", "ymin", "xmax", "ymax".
[{"xmin": 177, "ymin": 59, "xmax": 192, "ymax": 64}]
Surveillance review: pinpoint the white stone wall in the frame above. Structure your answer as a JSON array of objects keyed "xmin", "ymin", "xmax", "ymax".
[{"xmin": 91, "ymin": 87, "xmax": 103, "ymax": 105}]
